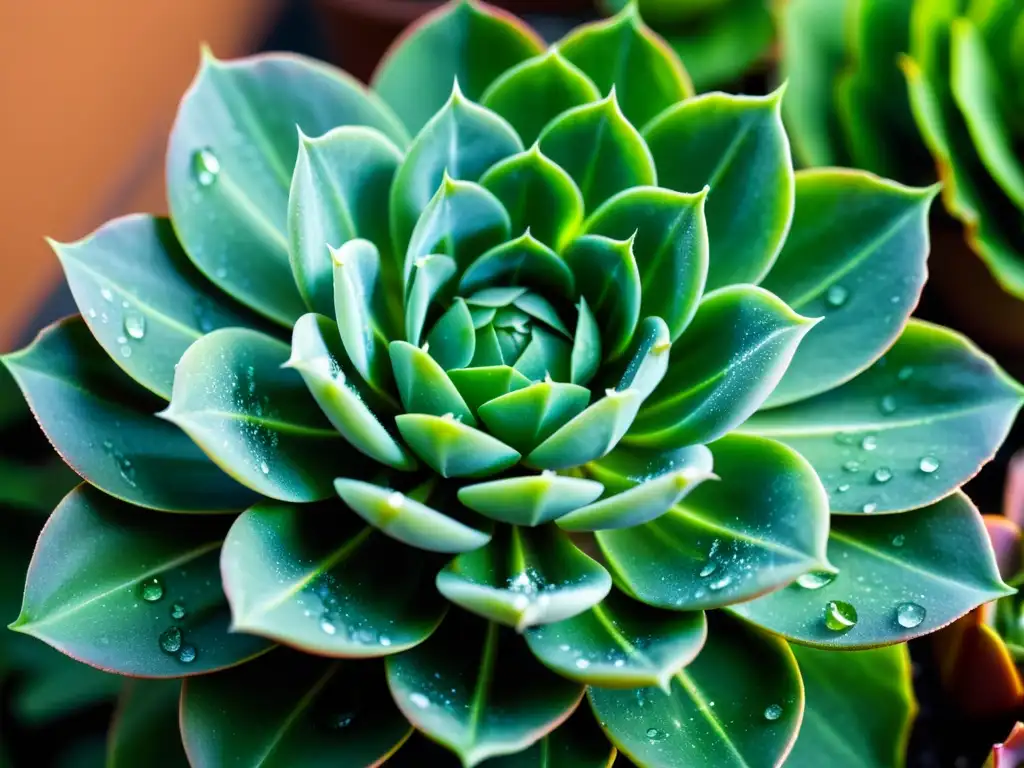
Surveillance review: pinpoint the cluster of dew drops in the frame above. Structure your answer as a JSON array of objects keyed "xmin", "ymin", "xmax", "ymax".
[{"xmin": 139, "ymin": 576, "xmax": 197, "ymax": 665}]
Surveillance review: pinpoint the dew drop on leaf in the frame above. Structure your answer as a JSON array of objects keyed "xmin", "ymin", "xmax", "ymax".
[
  {"xmin": 897, "ymin": 366, "xmax": 914, "ymax": 381},
  {"xmin": 879, "ymin": 395, "xmax": 897, "ymax": 415},
  {"xmin": 159, "ymin": 626, "xmax": 183, "ymax": 653},
  {"xmin": 796, "ymin": 571, "xmax": 835, "ymax": 590},
  {"xmin": 836, "ymin": 483, "xmax": 851, "ymax": 493},
  {"xmin": 140, "ymin": 577, "xmax": 164, "ymax": 602},
  {"xmin": 171, "ymin": 603, "xmax": 186, "ymax": 620},
  {"xmin": 764, "ymin": 704, "xmax": 783, "ymax": 721},
  {"xmin": 873, "ymin": 467, "xmax": 893, "ymax": 484},
  {"xmin": 646, "ymin": 728, "xmax": 667, "ymax": 742},
  {"xmin": 178, "ymin": 644, "xmax": 197, "ymax": 664},
  {"xmin": 101, "ymin": 287, "xmax": 114, "ymax": 303},
  {"xmin": 708, "ymin": 574, "xmax": 732, "ymax": 591},
  {"xmin": 892, "ymin": 534, "xmax": 905, "ymax": 547},
  {"xmin": 699, "ymin": 562, "xmax": 717, "ymax": 578},
  {"xmin": 824, "ymin": 600, "xmax": 858, "ymax": 631},
  {"xmin": 918, "ymin": 456, "xmax": 939, "ymax": 474},
  {"xmin": 825, "ymin": 285, "xmax": 849, "ymax": 308},
  {"xmin": 260, "ymin": 461, "xmax": 270, "ymax": 475},
  {"xmin": 123, "ymin": 312, "xmax": 146, "ymax": 340},
  {"xmin": 842, "ymin": 460, "xmax": 861, "ymax": 473},
  {"xmin": 120, "ymin": 345, "xmax": 133, "ymax": 359},
  {"xmin": 575, "ymin": 658, "xmax": 591, "ymax": 669},
  {"xmin": 861, "ymin": 502, "xmax": 878, "ymax": 514},
  {"xmin": 410, "ymin": 693, "xmax": 431, "ymax": 709},
  {"xmin": 896, "ymin": 602, "xmax": 926, "ymax": 629},
  {"xmin": 319, "ymin": 614, "xmax": 337, "ymax": 635},
  {"xmin": 860, "ymin": 435, "xmax": 877, "ymax": 451},
  {"xmin": 192, "ymin": 147, "xmax": 221, "ymax": 187}
]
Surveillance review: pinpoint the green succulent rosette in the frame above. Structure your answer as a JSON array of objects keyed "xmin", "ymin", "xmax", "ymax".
[
  {"xmin": 4, "ymin": 1, "xmax": 1021, "ymax": 765},
  {"xmin": 780, "ymin": 0, "xmax": 1024, "ymax": 298}
]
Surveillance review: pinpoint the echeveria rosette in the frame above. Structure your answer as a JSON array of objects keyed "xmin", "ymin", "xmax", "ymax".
[
  {"xmin": 780, "ymin": 0, "xmax": 1024, "ymax": 299},
  {"xmin": 3, "ymin": 1, "xmax": 1020, "ymax": 766}
]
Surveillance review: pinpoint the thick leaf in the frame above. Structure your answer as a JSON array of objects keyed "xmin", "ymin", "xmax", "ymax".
[
  {"xmin": 587, "ymin": 442, "xmax": 714, "ymax": 495},
  {"xmin": 610, "ymin": 316, "xmax": 672, "ymax": 400},
  {"xmin": 391, "ymin": 341, "xmax": 476, "ymax": 426},
  {"xmin": 482, "ymin": 705, "xmax": 615, "ymax": 768},
  {"xmin": 460, "ymin": 232, "xmax": 575, "ymax": 301},
  {"xmin": 54, "ymin": 214, "xmax": 263, "ymax": 399},
  {"xmin": 742, "ymin": 320, "xmax": 1024, "ymax": 514},
  {"xmin": 107, "ymin": 681, "xmax": 189, "ymax": 768},
  {"xmin": 558, "ymin": 5, "xmax": 693, "ymax": 130},
  {"xmin": 628, "ymin": 286, "xmax": 818, "ymax": 449},
  {"xmin": 584, "ymin": 187, "xmax": 708, "ymax": 341},
  {"xmin": 589, "ymin": 613, "xmax": 803, "ymax": 768},
  {"xmin": 396, "ymin": 413, "xmax": 521, "ymax": 478},
  {"xmin": 406, "ymin": 253, "xmax": 459, "ymax": 347},
  {"xmin": 449, "ymin": 366, "xmax": 532, "ymax": 415},
  {"xmin": 481, "ymin": 49, "xmax": 601, "ymax": 146},
  {"xmin": 391, "ymin": 85, "xmax": 522, "ymax": 255},
  {"xmin": 371, "ymin": 0, "xmax": 543, "ymax": 134},
  {"xmin": 785, "ymin": 644, "xmax": 915, "ymax": 768},
  {"xmin": 167, "ymin": 51, "xmax": 407, "ymax": 325},
  {"xmin": 525, "ymin": 589, "xmax": 706, "ymax": 690},
  {"xmin": 598, "ymin": 434, "xmax": 831, "ymax": 610},
  {"xmin": 222, "ymin": 502, "xmax": 446, "ymax": 656},
  {"xmin": 643, "ymin": 89, "xmax": 793, "ymax": 290},
  {"xmin": 428, "ymin": 299, "xmax": 478, "ymax": 371},
  {"xmin": 538, "ymin": 94, "xmax": 657, "ymax": 214},
  {"xmin": 182, "ymin": 650, "xmax": 411, "ymax": 766},
  {"xmin": 760, "ymin": 170, "xmax": 936, "ymax": 406},
  {"xmin": 480, "ymin": 147, "xmax": 586, "ymax": 252},
  {"xmin": 335, "ymin": 478, "xmax": 491, "ymax": 554},
  {"xmin": 571, "ymin": 297, "xmax": 602, "ymax": 387},
  {"xmin": 386, "ymin": 611, "xmax": 585, "ymax": 767},
  {"xmin": 288, "ymin": 127, "xmax": 403, "ymax": 319},
  {"xmin": 478, "ymin": 381, "xmax": 591, "ymax": 454},
  {"xmin": 287, "ymin": 314, "xmax": 415, "ymax": 471},
  {"xmin": 731, "ymin": 492, "xmax": 1013, "ymax": 648},
  {"xmin": 437, "ymin": 526, "xmax": 612, "ymax": 630},
  {"xmin": 457, "ymin": 474, "xmax": 604, "ymax": 527},
  {"xmin": 11, "ymin": 485, "xmax": 270, "ymax": 677},
  {"xmin": 526, "ymin": 389, "xmax": 644, "ymax": 470},
  {"xmin": 161, "ymin": 328, "xmax": 344, "ymax": 502},
  {"xmin": 4, "ymin": 317, "xmax": 256, "ymax": 512}
]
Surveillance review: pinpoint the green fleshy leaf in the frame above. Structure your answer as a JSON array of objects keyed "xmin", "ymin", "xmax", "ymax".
[
  {"xmin": 332, "ymin": 238, "xmax": 395, "ymax": 398},
  {"xmin": 481, "ymin": 705, "xmax": 615, "ymax": 768},
  {"xmin": 478, "ymin": 381, "xmax": 591, "ymax": 454},
  {"xmin": 404, "ymin": 177, "xmax": 512, "ymax": 284},
  {"xmin": 427, "ymin": 299, "xmax": 477, "ymax": 371},
  {"xmin": 563, "ymin": 235, "xmax": 641, "ymax": 360},
  {"xmin": 587, "ymin": 443, "xmax": 714, "ymax": 495},
  {"xmin": 480, "ymin": 146, "xmax": 586, "ymax": 252},
  {"xmin": 628, "ymin": 286, "xmax": 818, "ymax": 449},
  {"xmin": 106, "ymin": 681, "xmax": 188, "ymax": 768},
  {"xmin": 785, "ymin": 644, "xmax": 915, "ymax": 767},
  {"xmin": 643, "ymin": 89, "xmax": 794, "ymax": 290},
  {"xmin": 405, "ymin": 254, "xmax": 458, "ymax": 347},
  {"xmin": 525, "ymin": 590, "xmax": 706, "ymax": 690},
  {"xmin": 538, "ymin": 93, "xmax": 657, "ymax": 214},
  {"xmin": 287, "ymin": 314, "xmax": 415, "ymax": 471},
  {"xmin": 511, "ymin": 329, "xmax": 573, "ymax": 382},
  {"xmin": 160, "ymin": 327, "xmax": 344, "ymax": 503},
  {"xmin": 54, "ymin": 214, "xmax": 264, "ymax": 400},
  {"xmin": 589, "ymin": 613, "xmax": 803, "ymax": 768},
  {"xmin": 558, "ymin": 5, "xmax": 693, "ymax": 130},
  {"xmin": 460, "ymin": 232, "xmax": 576, "ymax": 301},
  {"xmin": 513, "ymin": 292, "xmax": 572, "ymax": 337},
  {"xmin": 386, "ymin": 611, "xmax": 585, "ymax": 767},
  {"xmin": 481, "ymin": 49, "xmax": 602, "ymax": 146},
  {"xmin": 761, "ymin": 170, "xmax": 936, "ymax": 407},
  {"xmin": 436, "ymin": 526, "xmax": 612, "ymax": 631},
  {"xmin": 371, "ymin": 0, "xmax": 543, "ymax": 134},
  {"xmin": 448, "ymin": 366, "xmax": 532, "ymax": 415},
  {"xmin": 396, "ymin": 413, "xmax": 521, "ymax": 478},
  {"xmin": 598, "ymin": 434, "xmax": 831, "ymax": 610},
  {"xmin": 584, "ymin": 187, "xmax": 708, "ymax": 341},
  {"xmin": 731, "ymin": 492, "xmax": 1013, "ymax": 648},
  {"xmin": 610, "ymin": 316, "xmax": 672, "ymax": 400},
  {"xmin": 335, "ymin": 478, "xmax": 490, "ymax": 554},
  {"xmin": 3, "ymin": 317, "xmax": 256, "ymax": 513},
  {"xmin": 391, "ymin": 85, "xmax": 522, "ymax": 256},
  {"xmin": 391, "ymin": 340, "xmax": 476, "ymax": 426},
  {"xmin": 221, "ymin": 501, "xmax": 446, "ymax": 655},
  {"xmin": 570, "ymin": 297, "xmax": 602, "ymax": 387},
  {"xmin": 182, "ymin": 651, "xmax": 411, "ymax": 766},
  {"xmin": 288, "ymin": 126, "xmax": 403, "ymax": 318},
  {"xmin": 466, "ymin": 286, "xmax": 529, "ymax": 308},
  {"xmin": 742, "ymin": 320, "xmax": 1023, "ymax": 514},
  {"xmin": 167, "ymin": 51, "xmax": 407, "ymax": 325},
  {"xmin": 457, "ymin": 474, "xmax": 604, "ymax": 527},
  {"xmin": 11, "ymin": 485, "xmax": 270, "ymax": 677},
  {"xmin": 526, "ymin": 389, "xmax": 644, "ymax": 470}
]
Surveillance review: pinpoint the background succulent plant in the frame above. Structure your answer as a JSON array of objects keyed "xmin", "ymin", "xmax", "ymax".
[
  {"xmin": 779, "ymin": 0, "xmax": 1024, "ymax": 300},
  {"xmin": 4, "ymin": 1, "xmax": 1023, "ymax": 765}
]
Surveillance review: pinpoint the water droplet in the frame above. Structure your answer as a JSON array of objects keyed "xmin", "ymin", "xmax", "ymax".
[
  {"xmin": 646, "ymin": 728, "xmax": 667, "ymax": 741},
  {"xmin": 708, "ymin": 574, "xmax": 732, "ymax": 591},
  {"xmin": 860, "ymin": 435, "xmax": 877, "ymax": 451},
  {"xmin": 892, "ymin": 534, "xmax": 906, "ymax": 547},
  {"xmin": 836, "ymin": 483, "xmax": 851, "ymax": 493},
  {"xmin": 329, "ymin": 713, "xmax": 354, "ymax": 730},
  {"xmin": 320, "ymin": 615, "xmax": 337, "ymax": 635},
  {"xmin": 410, "ymin": 693, "xmax": 430, "ymax": 709},
  {"xmin": 120, "ymin": 345, "xmax": 132, "ymax": 358},
  {"xmin": 879, "ymin": 395, "xmax": 897, "ymax": 414},
  {"xmin": 101, "ymin": 287, "xmax": 114, "ymax": 302},
  {"xmin": 825, "ymin": 285, "xmax": 849, "ymax": 308},
  {"xmin": 824, "ymin": 600, "xmax": 858, "ymax": 631},
  {"xmin": 192, "ymin": 148, "xmax": 221, "ymax": 187},
  {"xmin": 896, "ymin": 602, "xmax": 926, "ymax": 628},
  {"xmin": 699, "ymin": 562, "xmax": 717, "ymax": 578},
  {"xmin": 386, "ymin": 491, "xmax": 404, "ymax": 509},
  {"xmin": 842, "ymin": 460, "xmax": 861, "ymax": 473},
  {"xmin": 764, "ymin": 704, "xmax": 783, "ymax": 721},
  {"xmin": 87, "ymin": 307, "xmax": 97, "ymax": 318},
  {"xmin": 171, "ymin": 603, "xmax": 186, "ymax": 620},
  {"xmin": 575, "ymin": 658, "xmax": 591, "ymax": 669},
  {"xmin": 123, "ymin": 312, "xmax": 146, "ymax": 340},
  {"xmin": 178, "ymin": 644, "xmax": 197, "ymax": 663},
  {"xmin": 140, "ymin": 578, "xmax": 164, "ymax": 602},
  {"xmin": 919, "ymin": 456, "xmax": 939, "ymax": 474},
  {"xmin": 796, "ymin": 571, "xmax": 835, "ymax": 590},
  {"xmin": 873, "ymin": 467, "xmax": 893, "ymax": 484},
  {"xmin": 159, "ymin": 626, "xmax": 183, "ymax": 653},
  {"xmin": 897, "ymin": 366, "xmax": 914, "ymax": 381},
  {"xmin": 260, "ymin": 461, "xmax": 270, "ymax": 475},
  {"xmin": 861, "ymin": 502, "xmax": 878, "ymax": 514},
  {"xmin": 379, "ymin": 635, "xmax": 392, "ymax": 647},
  {"xmin": 613, "ymin": 659, "xmax": 625, "ymax": 668}
]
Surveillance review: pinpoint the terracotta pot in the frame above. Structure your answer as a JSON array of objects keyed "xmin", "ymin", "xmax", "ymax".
[{"xmin": 315, "ymin": 0, "xmax": 594, "ymax": 83}]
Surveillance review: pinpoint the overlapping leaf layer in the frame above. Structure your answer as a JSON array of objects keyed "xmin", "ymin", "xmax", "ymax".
[{"xmin": 5, "ymin": 1, "xmax": 1021, "ymax": 765}]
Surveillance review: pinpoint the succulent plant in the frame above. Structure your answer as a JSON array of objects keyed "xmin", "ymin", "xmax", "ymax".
[
  {"xmin": 779, "ymin": 0, "xmax": 1024, "ymax": 299},
  {"xmin": 4, "ymin": 1, "xmax": 1022, "ymax": 765},
  {"xmin": 600, "ymin": 0, "xmax": 774, "ymax": 91}
]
